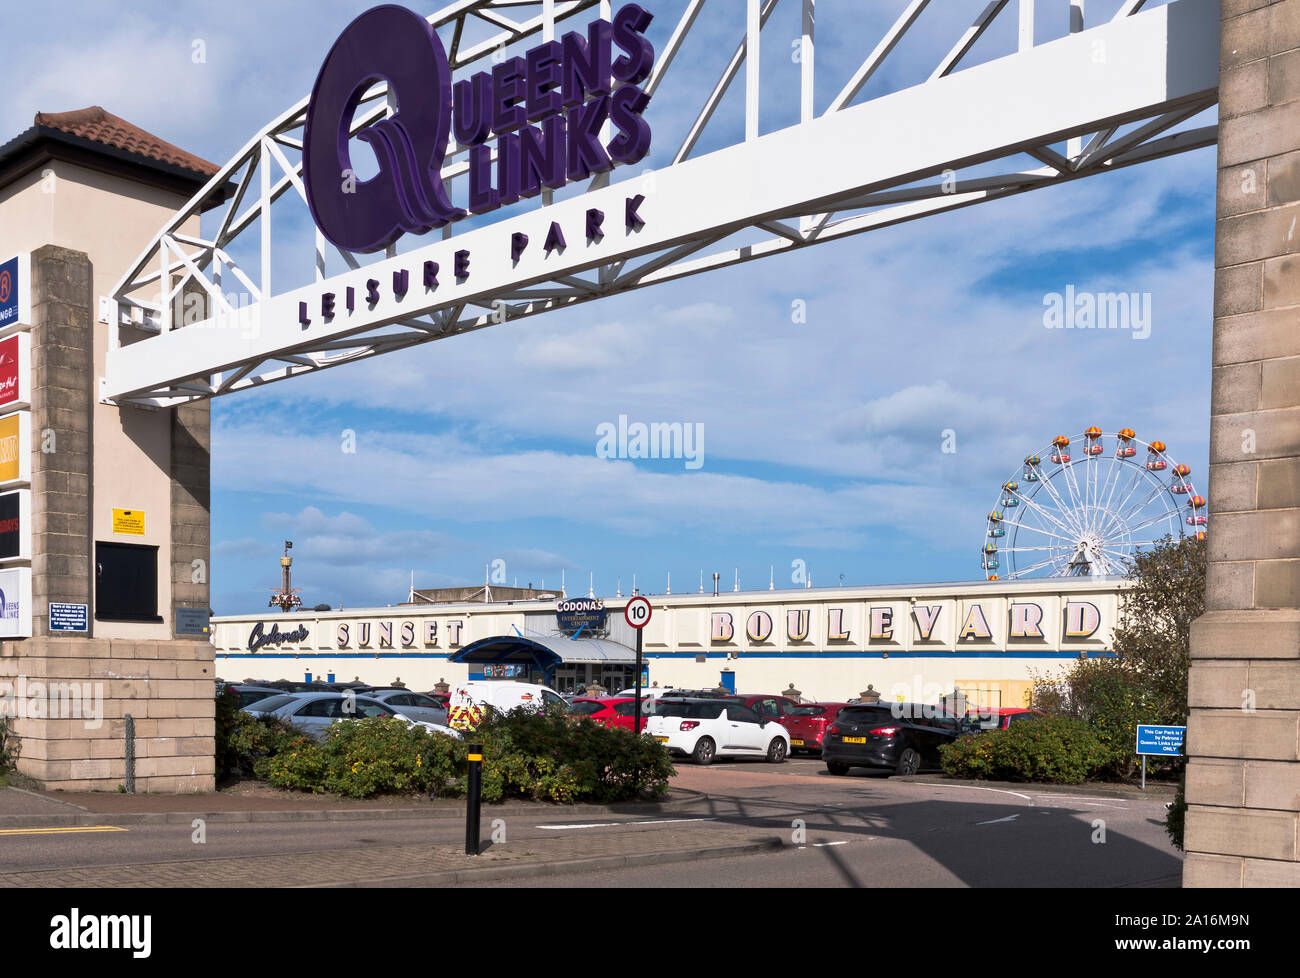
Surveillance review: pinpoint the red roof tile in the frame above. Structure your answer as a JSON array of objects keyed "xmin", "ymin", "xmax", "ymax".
[{"xmin": 33, "ymin": 106, "xmax": 220, "ymax": 179}]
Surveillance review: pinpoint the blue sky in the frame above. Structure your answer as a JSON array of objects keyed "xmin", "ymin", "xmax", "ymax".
[{"xmin": 3, "ymin": 1, "xmax": 1216, "ymax": 613}]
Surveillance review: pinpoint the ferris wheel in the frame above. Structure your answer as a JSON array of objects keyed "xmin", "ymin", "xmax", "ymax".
[{"xmin": 983, "ymin": 427, "xmax": 1206, "ymax": 580}]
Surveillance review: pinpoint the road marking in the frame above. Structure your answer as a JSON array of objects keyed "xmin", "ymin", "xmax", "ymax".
[
  {"xmin": 977, "ymin": 814, "xmax": 1021, "ymax": 825},
  {"xmin": 812, "ymin": 841, "xmax": 849, "ymax": 847},
  {"xmin": 535, "ymin": 817, "xmax": 718, "ymax": 830},
  {"xmin": 0, "ymin": 826, "xmax": 128, "ymax": 836},
  {"xmin": 1031, "ymin": 795, "xmax": 1129, "ymax": 810},
  {"xmin": 917, "ymin": 783, "xmax": 1034, "ymax": 804}
]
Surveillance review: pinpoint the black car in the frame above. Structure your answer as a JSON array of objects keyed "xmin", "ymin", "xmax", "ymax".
[{"xmin": 821, "ymin": 702, "xmax": 969, "ymax": 776}]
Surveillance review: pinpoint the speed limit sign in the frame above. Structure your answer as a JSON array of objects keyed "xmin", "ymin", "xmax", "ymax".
[{"xmin": 624, "ymin": 596, "xmax": 652, "ymax": 629}]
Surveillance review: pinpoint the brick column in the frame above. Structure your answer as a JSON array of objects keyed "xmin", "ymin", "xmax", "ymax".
[
  {"xmin": 1183, "ymin": 0, "xmax": 1300, "ymax": 888},
  {"xmin": 28, "ymin": 245, "xmax": 94, "ymax": 636}
]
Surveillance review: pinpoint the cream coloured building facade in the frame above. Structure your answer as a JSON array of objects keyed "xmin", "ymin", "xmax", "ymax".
[{"xmin": 213, "ymin": 576, "xmax": 1128, "ymax": 708}]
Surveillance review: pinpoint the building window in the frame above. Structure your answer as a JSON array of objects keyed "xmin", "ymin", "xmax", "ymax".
[{"xmin": 95, "ymin": 542, "xmax": 161, "ymax": 622}]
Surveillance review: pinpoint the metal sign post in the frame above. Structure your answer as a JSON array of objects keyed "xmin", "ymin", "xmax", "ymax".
[
  {"xmin": 465, "ymin": 743, "xmax": 483, "ymax": 855},
  {"xmin": 624, "ymin": 596, "xmax": 653, "ymax": 790}
]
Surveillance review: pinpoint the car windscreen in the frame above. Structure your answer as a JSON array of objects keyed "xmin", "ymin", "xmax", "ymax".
[
  {"xmin": 568, "ymin": 701, "xmax": 605, "ymax": 716},
  {"xmin": 655, "ymin": 701, "xmax": 726, "ymax": 720},
  {"xmin": 787, "ymin": 705, "xmax": 825, "ymax": 717},
  {"xmin": 245, "ymin": 694, "xmax": 299, "ymax": 713},
  {"xmin": 836, "ymin": 706, "xmax": 896, "ymax": 724}
]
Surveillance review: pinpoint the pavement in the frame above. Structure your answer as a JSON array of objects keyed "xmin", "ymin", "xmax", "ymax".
[{"xmin": 0, "ymin": 768, "xmax": 1178, "ymax": 887}]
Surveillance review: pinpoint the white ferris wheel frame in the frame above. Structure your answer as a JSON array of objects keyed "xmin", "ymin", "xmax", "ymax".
[{"xmin": 984, "ymin": 429, "xmax": 1203, "ymax": 580}]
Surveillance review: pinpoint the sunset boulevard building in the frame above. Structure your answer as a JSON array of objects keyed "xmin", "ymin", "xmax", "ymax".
[
  {"xmin": 214, "ymin": 577, "xmax": 1129, "ymax": 707},
  {"xmin": 1182, "ymin": 0, "xmax": 1300, "ymax": 888}
]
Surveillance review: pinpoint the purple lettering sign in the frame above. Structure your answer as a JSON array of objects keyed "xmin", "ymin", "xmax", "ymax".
[{"xmin": 303, "ymin": 3, "xmax": 654, "ymax": 254}]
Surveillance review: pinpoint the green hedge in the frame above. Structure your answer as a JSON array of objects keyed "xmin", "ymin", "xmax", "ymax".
[
  {"xmin": 215, "ymin": 687, "xmax": 305, "ymax": 781},
  {"xmin": 939, "ymin": 715, "xmax": 1110, "ymax": 784},
  {"xmin": 263, "ymin": 708, "xmax": 675, "ymax": 802}
]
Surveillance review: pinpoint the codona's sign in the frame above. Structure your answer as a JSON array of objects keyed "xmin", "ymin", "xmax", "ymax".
[
  {"xmin": 248, "ymin": 621, "xmax": 310, "ymax": 652},
  {"xmin": 556, "ymin": 597, "xmax": 606, "ymax": 633},
  {"xmin": 303, "ymin": 3, "xmax": 654, "ymax": 254}
]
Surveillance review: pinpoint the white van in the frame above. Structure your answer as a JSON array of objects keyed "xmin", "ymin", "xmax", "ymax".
[{"xmin": 448, "ymin": 680, "xmax": 567, "ymax": 730}]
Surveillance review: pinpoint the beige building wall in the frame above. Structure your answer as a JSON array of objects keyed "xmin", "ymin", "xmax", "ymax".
[
  {"xmin": 0, "ymin": 158, "xmax": 202, "ymax": 639},
  {"xmin": 1184, "ymin": 0, "xmax": 1300, "ymax": 887}
]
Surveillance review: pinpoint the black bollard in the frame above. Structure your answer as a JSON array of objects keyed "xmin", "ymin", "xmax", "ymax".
[{"xmin": 465, "ymin": 744, "xmax": 483, "ymax": 855}]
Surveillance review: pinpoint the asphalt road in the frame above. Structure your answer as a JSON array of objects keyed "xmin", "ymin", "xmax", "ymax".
[{"xmin": 0, "ymin": 757, "xmax": 1182, "ymax": 887}]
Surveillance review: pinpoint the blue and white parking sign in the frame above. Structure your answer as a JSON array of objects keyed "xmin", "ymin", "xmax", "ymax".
[{"xmin": 1136, "ymin": 724, "xmax": 1186, "ymax": 757}]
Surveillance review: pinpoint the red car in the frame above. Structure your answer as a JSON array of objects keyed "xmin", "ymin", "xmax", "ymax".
[
  {"xmin": 567, "ymin": 696, "xmax": 650, "ymax": 732},
  {"xmin": 969, "ymin": 707, "xmax": 1043, "ymax": 731},
  {"xmin": 782, "ymin": 702, "xmax": 851, "ymax": 754}
]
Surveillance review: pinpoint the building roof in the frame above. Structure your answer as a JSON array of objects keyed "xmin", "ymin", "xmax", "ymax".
[
  {"xmin": 31, "ymin": 106, "xmax": 220, "ymax": 179},
  {"xmin": 0, "ymin": 105, "xmax": 233, "ymax": 206}
]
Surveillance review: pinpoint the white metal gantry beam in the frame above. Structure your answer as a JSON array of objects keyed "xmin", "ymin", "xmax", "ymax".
[{"xmin": 105, "ymin": 0, "xmax": 1220, "ymax": 406}]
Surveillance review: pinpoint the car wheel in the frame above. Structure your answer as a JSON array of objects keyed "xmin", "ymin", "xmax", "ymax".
[
  {"xmin": 767, "ymin": 738, "xmax": 787, "ymax": 763},
  {"xmin": 826, "ymin": 762, "xmax": 850, "ymax": 776},
  {"xmin": 692, "ymin": 737, "xmax": 716, "ymax": 765},
  {"xmin": 895, "ymin": 747, "xmax": 921, "ymax": 776}
]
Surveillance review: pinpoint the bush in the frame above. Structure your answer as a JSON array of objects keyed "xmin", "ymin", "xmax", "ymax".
[
  {"xmin": 1165, "ymin": 772, "xmax": 1186, "ymax": 851},
  {"xmin": 261, "ymin": 709, "xmax": 675, "ymax": 802},
  {"xmin": 940, "ymin": 714, "xmax": 1110, "ymax": 784},
  {"xmin": 215, "ymin": 687, "xmax": 304, "ymax": 781},
  {"xmin": 0, "ymin": 714, "xmax": 19, "ymax": 771}
]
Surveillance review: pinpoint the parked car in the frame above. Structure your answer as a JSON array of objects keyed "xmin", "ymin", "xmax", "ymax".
[
  {"xmin": 656, "ymin": 691, "xmax": 802, "ymax": 730},
  {"xmin": 821, "ymin": 702, "xmax": 965, "ymax": 776},
  {"xmin": 614, "ymin": 687, "xmax": 676, "ymax": 702},
  {"xmin": 365, "ymin": 688, "xmax": 450, "ymax": 726},
  {"xmin": 223, "ymin": 685, "xmax": 287, "ymax": 710},
  {"xmin": 782, "ymin": 702, "xmax": 851, "ymax": 754},
  {"xmin": 447, "ymin": 680, "xmax": 567, "ymax": 731},
  {"xmin": 567, "ymin": 696, "xmax": 650, "ymax": 732},
  {"xmin": 966, "ymin": 707, "xmax": 1044, "ymax": 731},
  {"xmin": 246, "ymin": 692, "xmax": 460, "ymax": 742},
  {"xmin": 645, "ymin": 697, "xmax": 790, "ymax": 765}
]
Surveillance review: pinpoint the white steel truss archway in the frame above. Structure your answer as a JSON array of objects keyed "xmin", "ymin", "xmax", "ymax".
[{"xmin": 105, "ymin": 0, "xmax": 1219, "ymax": 406}]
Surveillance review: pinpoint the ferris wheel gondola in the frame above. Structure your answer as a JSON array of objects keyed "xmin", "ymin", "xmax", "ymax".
[{"xmin": 982, "ymin": 428, "xmax": 1202, "ymax": 579}]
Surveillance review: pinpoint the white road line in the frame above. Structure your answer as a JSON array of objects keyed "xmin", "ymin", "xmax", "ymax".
[
  {"xmin": 1031, "ymin": 795, "xmax": 1130, "ymax": 809},
  {"xmin": 535, "ymin": 817, "xmax": 718, "ymax": 830},
  {"xmin": 977, "ymin": 814, "xmax": 1021, "ymax": 825},
  {"xmin": 915, "ymin": 783, "xmax": 1035, "ymax": 804},
  {"xmin": 812, "ymin": 841, "xmax": 849, "ymax": 847}
]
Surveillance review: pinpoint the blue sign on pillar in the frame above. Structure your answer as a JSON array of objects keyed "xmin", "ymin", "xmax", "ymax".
[{"xmin": 719, "ymin": 670, "xmax": 735, "ymax": 693}]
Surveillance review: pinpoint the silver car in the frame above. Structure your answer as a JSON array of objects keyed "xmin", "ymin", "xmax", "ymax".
[
  {"xmin": 247, "ymin": 692, "xmax": 459, "ymax": 742},
  {"xmin": 365, "ymin": 689, "xmax": 450, "ymax": 727}
]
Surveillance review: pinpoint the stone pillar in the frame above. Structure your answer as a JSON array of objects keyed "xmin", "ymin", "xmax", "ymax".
[
  {"xmin": 1183, "ymin": 0, "xmax": 1300, "ymax": 887},
  {"xmin": 0, "ymin": 244, "xmax": 215, "ymax": 793},
  {"xmin": 28, "ymin": 245, "xmax": 93, "ymax": 637}
]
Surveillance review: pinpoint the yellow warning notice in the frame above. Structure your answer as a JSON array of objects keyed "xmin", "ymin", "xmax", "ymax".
[{"xmin": 112, "ymin": 509, "xmax": 145, "ymax": 535}]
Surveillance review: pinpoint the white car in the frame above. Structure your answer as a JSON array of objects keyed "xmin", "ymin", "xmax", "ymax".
[{"xmin": 645, "ymin": 698, "xmax": 789, "ymax": 765}]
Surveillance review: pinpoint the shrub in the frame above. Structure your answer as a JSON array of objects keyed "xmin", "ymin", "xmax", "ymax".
[
  {"xmin": 0, "ymin": 714, "xmax": 19, "ymax": 771},
  {"xmin": 260, "ymin": 709, "xmax": 675, "ymax": 802},
  {"xmin": 1031, "ymin": 658, "xmax": 1168, "ymax": 780},
  {"xmin": 215, "ymin": 687, "xmax": 304, "ymax": 780},
  {"xmin": 940, "ymin": 714, "xmax": 1110, "ymax": 784},
  {"xmin": 1165, "ymin": 772, "xmax": 1186, "ymax": 851}
]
